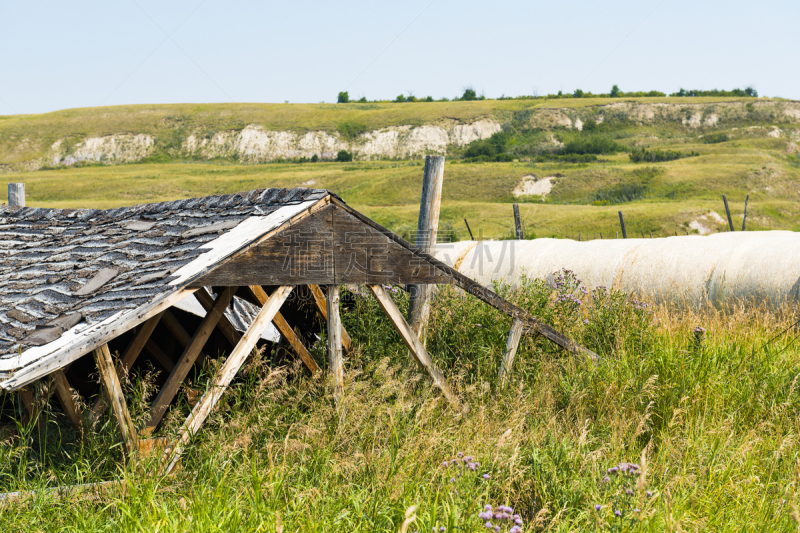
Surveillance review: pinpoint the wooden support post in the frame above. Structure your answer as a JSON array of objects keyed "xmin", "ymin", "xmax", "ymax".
[
  {"xmin": 742, "ymin": 194, "xmax": 749, "ymax": 231},
  {"xmin": 464, "ymin": 218, "xmax": 474, "ymax": 241},
  {"xmin": 309, "ymin": 284, "xmax": 353, "ymax": 353},
  {"xmin": 93, "ymin": 344, "xmax": 137, "ymax": 456},
  {"xmin": 513, "ymin": 204, "xmax": 523, "ymax": 239},
  {"xmin": 162, "ymin": 286, "xmax": 294, "ymax": 474},
  {"xmin": 246, "ymin": 286, "xmax": 320, "ymax": 374},
  {"xmin": 723, "ymin": 194, "xmax": 734, "ymax": 231},
  {"xmin": 8, "ymin": 183, "xmax": 25, "ymax": 207},
  {"xmin": 368, "ymin": 284, "xmax": 462, "ymax": 410},
  {"xmin": 90, "ymin": 314, "xmax": 162, "ymax": 425},
  {"xmin": 52, "ymin": 370, "xmax": 83, "ymax": 432},
  {"xmin": 618, "ymin": 211, "xmax": 627, "ymax": 239},
  {"xmin": 408, "ymin": 154, "xmax": 445, "ymax": 338},
  {"xmin": 327, "ymin": 285, "xmax": 344, "ymax": 403},
  {"xmin": 19, "ymin": 385, "xmax": 40, "ymax": 428},
  {"xmin": 498, "ymin": 319, "xmax": 524, "ymax": 385},
  {"xmin": 578, "ymin": 231, "xmax": 581, "ymax": 242},
  {"xmin": 144, "ymin": 287, "xmax": 235, "ymax": 434}
]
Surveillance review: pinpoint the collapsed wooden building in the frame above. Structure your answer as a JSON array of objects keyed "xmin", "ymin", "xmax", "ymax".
[{"xmin": 0, "ymin": 188, "xmax": 594, "ymax": 473}]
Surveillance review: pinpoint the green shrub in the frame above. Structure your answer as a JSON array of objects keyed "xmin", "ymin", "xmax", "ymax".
[
  {"xmin": 310, "ymin": 154, "xmax": 319, "ymax": 162},
  {"xmin": 628, "ymin": 147, "xmax": 698, "ymax": 163},
  {"xmin": 703, "ymin": 132, "xmax": 730, "ymax": 144},
  {"xmin": 395, "ymin": 94, "xmax": 407, "ymax": 103},
  {"xmin": 336, "ymin": 150, "xmax": 353, "ymax": 162},
  {"xmin": 337, "ymin": 91, "xmax": 349, "ymax": 104},
  {"xmin": 592, "ymin": 182, "xmax": 648, "ymax": 205},
  {"xmin": 336, "ymin": 119, "xmax": 367, "ymax": 140},
  {"xmin": 610, "ymin": 84, "xmax": 621, "ymax": 98},
  {"xmin": 460, "ymin": 88, "xmax": 478, "ymax": 101},
  {"xmin": 561, "ymin": 135, "xmax": 625, "ymax": 155}
]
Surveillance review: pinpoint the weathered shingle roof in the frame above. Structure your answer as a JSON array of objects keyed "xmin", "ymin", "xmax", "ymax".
[{"xmin": 0, "ymin": 188, "xmax": 329, "ymax": 362}]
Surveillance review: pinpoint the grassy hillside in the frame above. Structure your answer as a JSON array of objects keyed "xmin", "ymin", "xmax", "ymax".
[{"xmin": 1, "ymin": 97, "xmax": 799, "ymax": 238}]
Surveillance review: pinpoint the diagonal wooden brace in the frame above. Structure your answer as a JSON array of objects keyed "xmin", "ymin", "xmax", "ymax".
[
  {"xmin": 162, "ymin": 286, "xmax": 294, "ymax": 474},
  {"xmin": 367, "ymin": 284, "xmax": 463, "ymax": 411}
]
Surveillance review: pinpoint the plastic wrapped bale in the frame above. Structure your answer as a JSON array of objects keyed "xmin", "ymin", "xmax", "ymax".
[{"xmin": 433, "ymin": 232, "xmax": 800, "ymax": 308}]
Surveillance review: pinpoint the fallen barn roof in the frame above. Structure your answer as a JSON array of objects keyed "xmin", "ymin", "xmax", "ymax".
[{"xmin": 0, "ymin": 188, "xmax": 328, "ymax": 388}]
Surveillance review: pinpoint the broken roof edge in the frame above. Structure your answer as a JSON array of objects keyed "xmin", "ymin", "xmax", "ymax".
[{"xmin": 0, "ymin": 193, "xmax": 333, "ymax": 391}]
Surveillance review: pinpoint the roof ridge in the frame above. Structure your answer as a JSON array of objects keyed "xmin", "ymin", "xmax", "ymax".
[{"xmin": 0, "ymin": 187, "xmax": 332, "ymax": 219}]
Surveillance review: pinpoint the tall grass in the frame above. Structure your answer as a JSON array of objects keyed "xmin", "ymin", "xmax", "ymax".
[{"xmin": 2, "ymin": 277, "xmax": 800, "ymax": 531}]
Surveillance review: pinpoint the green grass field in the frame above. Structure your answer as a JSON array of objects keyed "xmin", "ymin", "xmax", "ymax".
[{"xmin": 3, "ymin": 283, "xmax": 800, "ymax": 531}]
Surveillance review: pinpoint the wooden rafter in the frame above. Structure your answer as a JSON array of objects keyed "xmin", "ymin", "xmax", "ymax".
[
  {"xmin": 93, "ymin": 344, "xmax": 138, "ymax": 456},
  {"xmin": 52, "ymin": 370, "xmax": 83, "ymax": 432},
  {"xmin": 143, "ymin": 287, "xmax": 236, "ymax": 434},
  {"xmin": 194, "ymin": 288, "xmax": 242, "ymax": 348},
  {"xmin": 162, "ymin": 310, "xmax": 208, "ymax": 365},
  {"xmin": 309, "ymin": 284, "xmax": 353, "ymax": 354},
  {"xmin": 89, "ymin": 313, "xmax": 163, "ymax": 426},
  {"xmin": 367, "ymin": 284, "xmax": 461, "ymax": 410},
  {"xmin": 327, "ymin": 285, "xmax": 344, "ymax": 403},
  {"xmin": 162, "ymin": 285, "xmax": 294, "ymax": 474},
  {"xmin": 245, "ymin": 286, "xmax": 320, "ymax": 374},
  {"xmin": 498, "ymin": 318, "xmax": 524, "ymax": 385}
]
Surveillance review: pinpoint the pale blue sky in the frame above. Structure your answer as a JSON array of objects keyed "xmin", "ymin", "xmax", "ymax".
[{"xmin": 0, "ymin": 0, "xmax": 797, "ymax": 115}]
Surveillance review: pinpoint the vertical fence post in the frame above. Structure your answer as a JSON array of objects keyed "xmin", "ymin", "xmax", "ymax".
[
  {"xmin": 513, "ymin": 204, "xmax": 523, "ymax": 240},
  {"xmin": 408, "ymin": 155, "xmax": 445, "ymax": 339},
  {"xmin": 742, "ymin": 195, "xmax": 749, "ymax": 231},
  {"xmin": 722, "ymin": 194, "xmax": 734, "ymax": 231},
  {"xmin": 618, "ymin": 211, "xmax": 627, "ymax": 239},
  {"xmin": 8, "ymin": 183, "xmax": 25, "ymax": 207},
  {"xmin": 464, "ymin": 218, "xmax": 474, "ymax": 240}
]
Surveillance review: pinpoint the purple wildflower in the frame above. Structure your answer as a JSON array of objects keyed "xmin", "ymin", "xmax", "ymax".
[
  {"xmin": 646, "ymin": 491, "xmax": 653, "ymax": 498},
  {"xmin": 595, "ymin": 504, "xmax": 602, "ymax": 511},
  {"xmin": 614, "ymin": 510, "xmax": 622, "ymax": 517},
  {"xmin": 602, "ymin": 476, "xmax": 610, "ymax": 483},
  {"xmin": 634, "ymin": 508, "xmax": 640, "ymax": 513},
  {"xmin": 483, "ymin": 474, "xmax": 490, "ymax": 480},
  {"xmin": 450, "ymin": 477, "xmax": 455, "ymax": 483},
  {"xmin": 457, "ymin": 452, "xmax": 464, "ymax": 458},
  {"xmin": 484, "ymin": 523, "xmax": 493, "ymax": 529},
  {"xmin": 625, "ymin": 488, "xmax": 634, "ymax": 496},
  {"xmin": 484, "ymin": 505, "xmax": 492, "ymax": 511}
]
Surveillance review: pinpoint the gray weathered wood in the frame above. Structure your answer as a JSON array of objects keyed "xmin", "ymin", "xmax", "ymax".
[
  {"xmin": 52, "ymin": 370, "xmax": 84, "ymax": 432},
  {"xmin": 498, "ymin": 318, "xmax": 524, "ymax": 385},
  {"xmin": 309, "ymin": 284, "xmax": 353, "ymax": 354},
  {"xmin": 194, "ymin": 289, "xmax": 242, "ymax": 348},
  {"xmin": 90, "ymin": 313, "xmax": 163, "ymax": 425},
  {"xmin": 723, "ymin": 194, "xmax": 734, "ymax": 231},
  {"xmin": 246, "ymin": 286, "xmax": 320, "ymax": 374},
  {"xmin": 408, "ymin": 155, "xmax": 445, "ymax": 338},
  {"xmin": 143, "ymin": 287, "xmax": 235, "ymax": 433},
  {"xmin": 75, "ymin": 268, "xmax": 119, "ymax": 296},
  {"xmin": 368, "ymin": 284, "xmax": 462, "ymax": 410},
  {"xmin": 163, "ymin": 286, "xmax": 294, "ymax": 474},
  {"xmin": 330, "ymin": 197, "xmax": 598, "ymax": 364},
  {"xmin": 193, "ymin": 205, "xmax": 451, "ymax": 287},
  {"xmin": 93, "ymin": 344, "xmax": 138, "ymax": 456},
  {"xmin": 618, "ymin": 211, "xmax": 627, "ymax": 239},
  {"xmin": 513, "ymin": 204, "xmax": 523, "ymax": 240},
  {"xmin": 327, "ymin": 285, "xmax": 344, "ymax": 403},
  {"xmin": 742, "ymin": 194, "xmax": 749, "ymax": 231},
  {"xmin": 8, "ymin": 183, "xmax": 24, "ymax": 207}
]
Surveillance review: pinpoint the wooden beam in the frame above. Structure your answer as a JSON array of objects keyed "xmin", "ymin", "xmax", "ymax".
[
  {"xmin": 143, "ymin": 287, "xmax": 235, "ymax": 434},
  {"xmin": 162, "ymin": 309, "xmax": 209, "ymax": 363},
  {"xmin": 18, "ymin": 385, "xmax": 39, "ymax": 428},
  {"xmin": 89, "ymin": 314, "xmax": 163, "ymax": 426},
  {"xmin": 143, "ymin": 339, "xmax": 176, "ymax": 373},
  {"xmin": 327, "ymin": 285, "xmax": 344, "ymax": 403},
  {"xmin": 93, "ymin": 344, "xmax": 137, "ymax": 456},
  {"xmin": 309, "ymin": 284, "xmax": 352, "ymax": 354},
  {"xmin": 194, "ymin": 288, "xmax": 241, "ymax": 347},
  {"xmin": 245, "ymin": 286, "xmax": 320, "ymax": 374},
  {"xmin": 367, "ymin": 284, "xmax": 462, "ymax": 410},
  {"xmin": 163, "ymin": 286, "xmax": 294, "ymax": 474},
  {"xmin": 513, "ymin": 203, "xmax": 523, "ymax": 240},
  {"xmin": 52, "ymin": 370, "xmax": 83, "ymax": 432},
  {"xmin": 498, "ymin": 319, "xmax": 524, "ymax": 385}
]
